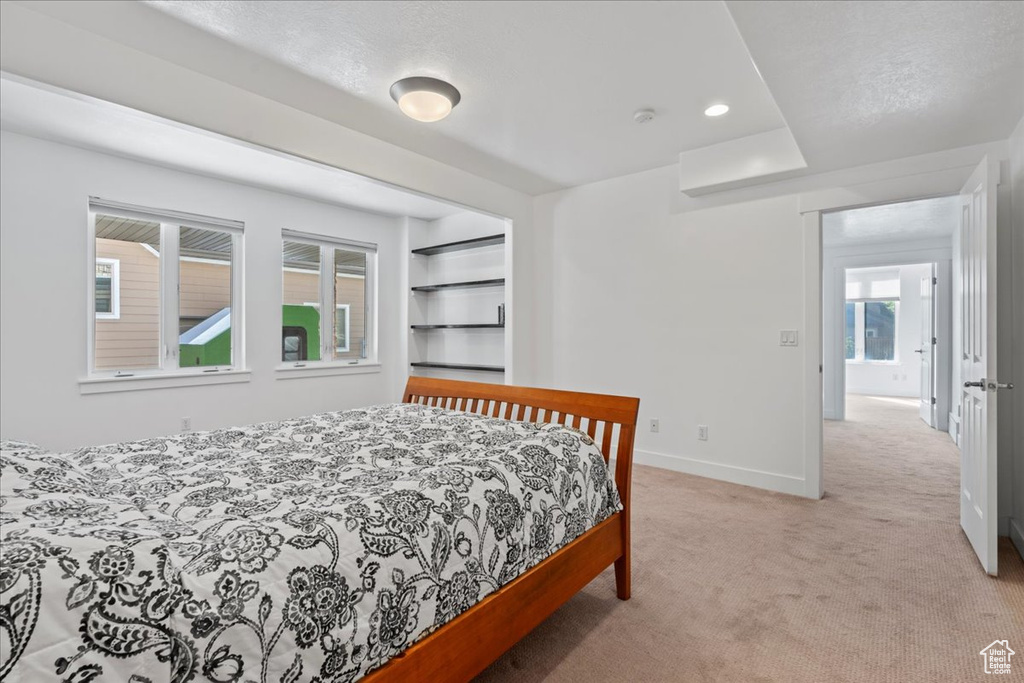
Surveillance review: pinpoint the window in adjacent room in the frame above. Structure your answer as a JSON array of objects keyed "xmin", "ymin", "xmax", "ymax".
[
  {"xmin": 844, "ymin": 302, "xmax": 855, "ymax": 360},
  {"xmin": 845, "ymin": 267, "xmax": 899, "ymax": 363},
  {"xmin": 844, "ymin": 301, "xmax": 898, "ymax": 362},
  {"xmin": 863, "ymin": 301, "xmax": 897, "ymax": 361},
  {"xmin": 89, "ymin": 199, "xmax": 244, "ymax": 376},
  {"xmin": 281, "ymin": 231, "xmax": 376, "ymax": 366}
]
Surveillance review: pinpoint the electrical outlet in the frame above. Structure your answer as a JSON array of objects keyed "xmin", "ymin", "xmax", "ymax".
[
  {"xmin": 182, "ymin": 417, "xmax": 192, "ymax": 432},
  {"xmin": 697, "ymin": 424, "xmax": 709, "ymax": 441},
  {"xmin": 649, "ymin": 419, "xmax": 660, "ymax": 433}
]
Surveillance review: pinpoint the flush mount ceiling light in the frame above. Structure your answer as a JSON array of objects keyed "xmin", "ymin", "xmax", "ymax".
[
  {"xmin": 704, "ymin": 103, "xmax": 730, "ymax": 117},
  {"xmin": 390, "ymin": 77, "xmax": 461, "ymax": 123}
]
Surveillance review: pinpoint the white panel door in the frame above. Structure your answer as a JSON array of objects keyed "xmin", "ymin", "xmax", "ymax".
[
  {"xmin": 959, "ymin": 157, "xmax": 1000, "ymax": 576},
  {"xmin": 918, "ymin": 270, "xmax": 935, "ymax": 427}
]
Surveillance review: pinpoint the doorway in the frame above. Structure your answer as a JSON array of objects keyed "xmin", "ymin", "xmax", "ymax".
[
  {"xmin": 838, "ymin": 262, "xmax": 951, "ymax": 432},
  {"xmin": 820, "ymin": 199, "xmax": 962, "ymax": 530},
  {"xmin": 821, "ymin": 196, "xmax": 957, "ymax": 439},
  {"xmin": 808, "ymin": 157, "xmax": 1014, "ymax": 576}
]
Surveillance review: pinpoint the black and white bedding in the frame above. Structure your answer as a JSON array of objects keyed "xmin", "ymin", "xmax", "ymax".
[{"xmin": 0, "ymin": 403, "xmax": 620, "ymax": 683}]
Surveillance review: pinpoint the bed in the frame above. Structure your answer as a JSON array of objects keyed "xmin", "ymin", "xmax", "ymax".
[{"xmin": 0, "ymin": 377, "xmax": 639, "ymax": 682}]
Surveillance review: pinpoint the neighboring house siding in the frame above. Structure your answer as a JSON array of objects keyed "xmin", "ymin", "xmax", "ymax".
[
  {"xmin": 95, "ymin": 239, "xmax": 160, "ymax": 370},
  {"xmin": 94, "ymin": 244, "xmax": 366, "ymax": 371},
  {"xmin": 283, "ymin": 270, "xmax": 320, "ymax": 307},
  {"xmin": 180, "ymin": 260, "xmax": 231, "ymax": 323},
  {"xmin": 337, "ymin": 276, "xmax": 366, "ymax": 359}
]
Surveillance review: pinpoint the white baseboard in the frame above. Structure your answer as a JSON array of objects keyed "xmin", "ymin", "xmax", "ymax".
[
  {"xmin": 823, "ymin": 409, "xmax": 837, "ymax": 420},
  {"xmin": 632, "ymin": 448, "xmax": 809, "ymax": 499},
  {"xmin": 1010, "ymin": 518, "xmax": 1024, "ymax": 562}
]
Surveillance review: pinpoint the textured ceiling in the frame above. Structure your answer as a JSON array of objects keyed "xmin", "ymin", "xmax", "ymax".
[
  {"xmin": 139, "ymin": 0, "xmax": 788, "ymax": 192},
  {"xmin": 7, "ymin": 0, "xmax": 1023, "ymax": 196},
  {"xmin": 822, "ymin": 195, "xmax": 959, "ymax": 247},
  {"xmin": 727, "ymin": 0, "xmax": 1024, "ymax": 174}
]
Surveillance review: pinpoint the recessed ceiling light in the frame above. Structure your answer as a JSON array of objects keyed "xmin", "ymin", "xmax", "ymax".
[
  {"xmin": 390, "ymin": 77, "xmax": 461, "ymax": 123},
  {"xmin": 704, "ymin": 103, "xmax": 730, "ymax": 117}
]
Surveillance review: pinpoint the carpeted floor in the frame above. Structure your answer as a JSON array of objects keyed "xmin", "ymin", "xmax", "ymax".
[{"xmin": 477, "ymin": 394, "xmax": 1024, "ymax": 682}]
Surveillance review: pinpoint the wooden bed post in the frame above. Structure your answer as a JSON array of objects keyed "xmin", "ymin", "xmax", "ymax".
[{"xmin": 614, "ymin": 422, "xmax": 635, "ymax": 600}]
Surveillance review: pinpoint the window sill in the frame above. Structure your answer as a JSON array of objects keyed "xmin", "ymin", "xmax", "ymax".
[
  {"xmin": 275, "ymin": 362, "xmax": 381, "ymax": 380},
  {"xmin": 79, "ymin": 369, "xmax": 252, "ymax": 395}
]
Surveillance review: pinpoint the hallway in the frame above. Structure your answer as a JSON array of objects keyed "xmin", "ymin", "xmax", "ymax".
[{"xmin": 477, "ymin": 394, "xmax": 1024, "ymax": 682}]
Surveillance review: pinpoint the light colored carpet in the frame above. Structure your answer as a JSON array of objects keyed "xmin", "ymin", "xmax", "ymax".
[{"xmin": 477, "ymin": 394, "xmax": 1024, "ymax": 682}]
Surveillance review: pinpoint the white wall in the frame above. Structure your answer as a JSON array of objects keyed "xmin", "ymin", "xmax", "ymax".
[
  {"xmin": 535, "ymin": 166, "xmax": 813, "ymax": 497},
  {"xmin": 844, "ymin": 264, "xmax": 933, "ymax": 398},
  {"xmin": 0, "ymin": 131, "xmax": 407, "ymax": 450}
]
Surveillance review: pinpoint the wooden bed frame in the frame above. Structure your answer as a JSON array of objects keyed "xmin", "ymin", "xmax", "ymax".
[{"xmin": 361, "ymin": 377, "xmax": 640, "ymax": 682}]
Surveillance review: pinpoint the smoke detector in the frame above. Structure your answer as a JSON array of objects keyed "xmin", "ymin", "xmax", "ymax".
[{"xmin": 633, "ymin": 108, "xmax": 655, "ymax": 124}]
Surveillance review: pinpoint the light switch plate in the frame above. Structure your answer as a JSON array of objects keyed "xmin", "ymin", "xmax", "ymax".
[{"xmin": 780, "ymin": 330, "xmax": 799, "ymax": 346}]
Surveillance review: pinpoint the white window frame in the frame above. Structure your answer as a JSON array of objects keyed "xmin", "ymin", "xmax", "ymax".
[
  {"xmin": 84, "ymin": 197, "xmax": 247, "ymax": 389},
  {"xmin": 94, "ymin": 257, "xmax": 120, "ymax": 320},
  {"xmin": 279, "ymin": 229, "xmax": 377, "ymax": 374},
  {"xmin": 844, "ymin": 299, "xmax": 900, "ymax": 364}
]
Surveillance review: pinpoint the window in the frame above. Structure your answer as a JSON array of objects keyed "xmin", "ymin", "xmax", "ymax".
[
  {"xmin": 844, "ymin": 300, "xmax": 898, "ymax": 362},
  {"xmin": 95, "ymin": 258, "xmax": 120, "ymax": 319},
  {"xmin": 282, "ymin": 231, "xmax": 376, "ymax": 366},
  {"xmin": 178, "ymin": 227, "xmax": 234, "ymax": 368},
  {"xmin": 89, "ymin": 198, "xmax": 244, "ymax": 377},
  {"xmin": 845, "ymin": 267, "xmax": 899, "ymax": 363},
  {"xmin": 844, "ymin": 302, "xmax": 855, "ymax": 360},
  {"xmin": 864, "ymin": 301, "xmax": 896, "ymax": 360}
]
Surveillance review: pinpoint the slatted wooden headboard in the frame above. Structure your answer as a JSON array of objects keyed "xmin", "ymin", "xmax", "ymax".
[{"xmin": 402, "ymin": 376, "xmax": 640, "ymax": 518}]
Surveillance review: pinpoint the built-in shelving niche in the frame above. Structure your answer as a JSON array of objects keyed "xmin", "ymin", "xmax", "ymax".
[{"xmin": 409, "ymin": 220, "xmax": 508, "ymax": 382}]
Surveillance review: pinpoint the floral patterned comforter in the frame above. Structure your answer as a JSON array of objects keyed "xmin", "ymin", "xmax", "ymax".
[{"xmin": 0, "ymin": 403, "xmax": 620, "ymax": 683}]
